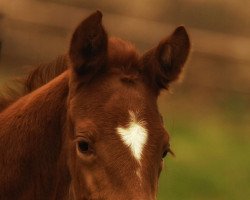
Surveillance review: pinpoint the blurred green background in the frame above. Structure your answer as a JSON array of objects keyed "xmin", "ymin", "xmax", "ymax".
[{"xmin": 0, "ymin": 0, "xmax": 249, "ymax": 199}]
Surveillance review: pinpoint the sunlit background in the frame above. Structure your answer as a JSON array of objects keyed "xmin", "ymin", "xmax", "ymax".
[{"xmin": 0, "ymin": 0, "xmax": 249, "ymax": 199}]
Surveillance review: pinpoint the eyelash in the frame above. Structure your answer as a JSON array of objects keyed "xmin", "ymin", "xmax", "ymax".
[{"xmin": 162, "ymin": 148, "xmax": 175, "ymax": 159}]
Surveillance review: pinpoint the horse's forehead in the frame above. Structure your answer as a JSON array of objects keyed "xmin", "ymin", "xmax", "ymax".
[{"xmin": 115, "ymin": 109, "xmax": 163, "ymax": 183}]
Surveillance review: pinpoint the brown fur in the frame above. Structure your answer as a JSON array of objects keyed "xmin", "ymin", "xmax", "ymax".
[
  {"xmin": 0, "ymin": 11, "xmax": 190, "ymax": 200},
  {"xmin": 0, "ymin": 72, "xmax": 69, "ymax": 199}
]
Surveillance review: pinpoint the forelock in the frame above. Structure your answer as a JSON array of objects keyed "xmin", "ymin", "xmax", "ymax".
[{"xmin": 108, "ymin": 37, "xmax": 140, "ymax": 72}]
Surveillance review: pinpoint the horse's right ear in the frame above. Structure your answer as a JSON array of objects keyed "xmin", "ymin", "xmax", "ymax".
[
  {"xmin": 69, "ymin": 11, "xmax": 108, "ymax": 77},
  {"xmin": 141, "ymin": 26, "xmax": 190, "ymax": 92}
]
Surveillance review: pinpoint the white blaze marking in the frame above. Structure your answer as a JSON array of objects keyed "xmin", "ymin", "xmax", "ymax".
[
  {"xmin": 117, "ymin": 111, "xmax": 148, "ymax": 162},
  {"xmin": 136, "ymin": 169, "xmax": 142, "ymax": 181}
]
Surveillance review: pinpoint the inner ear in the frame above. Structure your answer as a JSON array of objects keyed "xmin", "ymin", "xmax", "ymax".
[
  {"xmin": 69, "ymin": 11, "xmax": 108, "ymax": 77},
  {"xmin": 141, "ymin": 26, "xmax": 190, "ymax": 91},
  {"xmin": 157, "ymin": 26, "xmax": 190, "ymax": 81}
]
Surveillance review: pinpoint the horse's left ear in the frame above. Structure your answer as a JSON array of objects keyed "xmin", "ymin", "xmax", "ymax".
[
  {"xmin": 69, "ymin": 11, "xmax": 108, "ymax": 77},
  {"xmin": 141, "ymin": 26, "xmax": 190, "ymax": 91}
]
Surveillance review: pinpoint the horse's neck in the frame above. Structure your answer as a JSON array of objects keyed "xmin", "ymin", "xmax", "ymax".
[{"xmin": 0, "ymin": 71, "xmax": 70, "ymax": 199}]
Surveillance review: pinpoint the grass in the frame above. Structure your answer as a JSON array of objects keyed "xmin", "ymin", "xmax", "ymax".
[{"xmin": 158, "ymin": 111, "xmax": 250, "ymax": 200}]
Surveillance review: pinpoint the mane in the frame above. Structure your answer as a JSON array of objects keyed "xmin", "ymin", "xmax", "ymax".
[
  {"xmin": 0, "ymin": 37, "xmax": 139, "ymax": 112},
  {"xmin": 0, "ymin": 55, "xmax": 68, "ymax": 112}
]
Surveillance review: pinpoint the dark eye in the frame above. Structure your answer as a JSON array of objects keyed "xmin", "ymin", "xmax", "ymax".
[
  {"xmin": 162, "ymin": 150, "xmax": 168, "ymax": 159},
  {"xmin": 77, "ymin": 140, "xmax": 91, "ymax": 154}
]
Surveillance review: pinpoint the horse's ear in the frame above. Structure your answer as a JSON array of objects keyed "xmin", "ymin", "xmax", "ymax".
[
  {"xmin": 69, "ymin": 11, "xmax": 108, "ymax": 77},
  {"xmin": 141, "ymin": 26, "xmax": 190, "ymax": 91}
]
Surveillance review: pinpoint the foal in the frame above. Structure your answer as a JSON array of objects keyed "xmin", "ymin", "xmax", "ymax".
[{"xmin": 0, "ymin": 11, "xmax": 190, "ymax": 200}]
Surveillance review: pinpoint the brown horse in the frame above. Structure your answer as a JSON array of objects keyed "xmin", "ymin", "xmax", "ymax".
[{"xmin": 0, "ymin": 11, "xmax": 190, "ymax": 200}]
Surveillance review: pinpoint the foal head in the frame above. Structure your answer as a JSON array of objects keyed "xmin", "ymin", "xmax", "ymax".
[{"xmin": 65, "ymin": 11, "xmax": 190, "ymax": 200}]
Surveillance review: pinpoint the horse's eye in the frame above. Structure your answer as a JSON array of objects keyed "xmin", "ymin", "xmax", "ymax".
[
  {"xmin": 77, "ymin": 140, "xmax": 90, "ymax": 153},
  {"xmin": 162, "ymin": 150, "xmax": 168, "ymax": 159}
]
